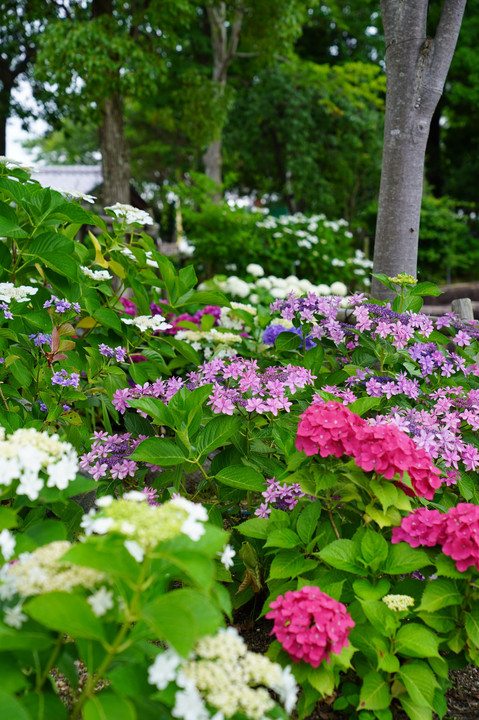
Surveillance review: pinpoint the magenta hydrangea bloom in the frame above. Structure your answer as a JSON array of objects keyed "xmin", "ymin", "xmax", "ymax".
[
  {"xmin": 393, "ymin": 503, "xmax": 479, "ymax": 572},
  {"xmin": 295, "ymin": 401, "xmax": 444, "ymax": 500},
  {"xmin": 295, "ymin": 401, "xmax": 366, "ymax": 458},
  {"xmin": 266, "ymin": 586, "xmax": 355, "ymax": 667}
]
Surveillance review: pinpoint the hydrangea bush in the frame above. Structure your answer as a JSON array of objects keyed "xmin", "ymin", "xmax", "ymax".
[{"xmin": 3, "ymin": 159, "xmax": 479, "ymax": 719}]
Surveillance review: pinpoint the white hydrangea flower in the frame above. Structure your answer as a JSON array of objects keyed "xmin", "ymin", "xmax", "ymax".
[
  {"xmin": 382, "ymin": 594, "xmax": 415, "ymax": 612},
  {"xmin": 0, "ymin": 427, "xmax": 78, "ymax": 500},
  {"xmin": 80, "ymin": 510, "xmax": 115, "ymax": 536},
  {"xmin": 219, "ymin": 545, "xmax": 235, "ymax": 570},
  {"xmin": 121, "ymin": 315, "xmax": 172, "ymax": 332},
  {"xmin": 171, "ymin": 497, "xmax": 208, "ymax": 542},
  {"xmin": 330, "ymin": 281, "xmax": 348, "ymax": 296},
  {"xmin": 105, "ymin": 202, "xmax": 153, "ymax": 226},
  {"xmin": 120, "ymin": 246, "xmax": 159, "ymax": 268},
  {"xmin": 124, "ymin": 539, "xmax": 145, "ymax": 562},
  {"xmin": 0, "ymin": 156, "xmax": 36, "ymax": 172},
  {"xmin": 0, "ymin": 283, "xmax": 38, "ymax": 303},
  {"xmin": 54, "ymin": 189, "xmax": 96, "ymax": 204},
  {"xmin": 0, "ymin": 528, "xmax": 15, "ymax": 560},
  {"xmin": 81, "ymin": 266, "xmax": 112, "ymax": 281},
  {"xmin": 4, "ymin": 603, "xmax": 27, "ymax": 628},
  {"xmin": 1, "ymin": 541, "xmax": 105, "ymax": 598},
  {"xmin": 87, "ymin": 586, "xmax": 114, "ymax": 616},
  {"xmin": 246, "ymin": 263, "xmax": 264, "ymax": 277},
  {"xmin": 148, "ymin": 648, "xmax": 182, "ymax": 690}
]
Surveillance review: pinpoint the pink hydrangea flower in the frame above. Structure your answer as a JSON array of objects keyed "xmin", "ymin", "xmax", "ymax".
[
  {"xmin": 392, "ymin": 503, "xmax": 479, "ymax": 573},
  {"xmin": 266, "ymin": 586, "xmax": 355, "ymax": 667},
  {"xmin": 295, "ymin": 401, "xmax": 366, "ymax": 457}
]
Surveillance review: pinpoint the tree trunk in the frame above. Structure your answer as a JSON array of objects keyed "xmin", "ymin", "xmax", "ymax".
[
  {"xmin": 98, "ymin": 92, "xmax": 130, "ymax": 206},
  {"xmin": 203, "ymin": 2, "xmax": 243, "ymax": 200},
  {"xmin": 372, "ymin": 0, "xmax": 466, "ymax": 301}
]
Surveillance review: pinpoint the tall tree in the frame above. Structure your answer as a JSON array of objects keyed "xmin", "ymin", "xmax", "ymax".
[
  {"xmin": 0, "ymin": 0, "xmax": 57, "ymax": 156},
  {"xmin": 35, "ymin": 0, "xmax": 197, "ymax": 205},
  {"xmin": 201, "ymin": 0, "xmax": 313, "ymax": 194},
  {"xmin": 371, "ymin": 0, "xmax": 466, "ymax": 299}
]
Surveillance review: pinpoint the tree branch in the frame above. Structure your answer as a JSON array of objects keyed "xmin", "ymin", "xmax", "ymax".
[{"xmin": 430, "ymin": 0, "xmax": 467, "ymax": 87}]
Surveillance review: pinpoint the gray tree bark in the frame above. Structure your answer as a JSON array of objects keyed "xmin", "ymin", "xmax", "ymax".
[
  {"xmin": 203, "ymin": 2, "xmax": 243, "ymax": 200},
  {"xmin": 98, "ymin": 92, "xmax": 131, "ymax": 206},
  {"xmin": 372, "ymin": 0, "xmax": 467, "ymax": 301}
]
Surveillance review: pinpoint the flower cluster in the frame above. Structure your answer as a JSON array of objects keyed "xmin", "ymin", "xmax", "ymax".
[
  {"xmin": 80, "ymin": 494, "xmax": 208, "ymax": 561},
  {"xmin": 392, "ymin": 503, "xmax": 479, "ymax": 572},
  {"xmin": 120, "ymin": 246, "xmax": 159, "ymax": 268},
  {"xmin": 0, "ymin": 541, "xmax": 104, "ymax": 601},
  {"xmin": 255, "ymin": 477, "xmax": 306, "ymax": 518},
  {"xmin": 175, "ymin": 328, "xmax": 242, "ymax": 359},
  {"xmin": 112, "ymin": 377, "xmax": 184, "ymax": 414},
  {"xmin": 0, "ymin": 282, "xmax": 38, "ymax": 303},
  {"xmin": 270, "ymin": 293, "xmax": 347, "ymax": 345},
  {"xmin": 266, "ymin": 586, "xmax": 355, "ymax": 667},
  {"xmin": 188, "ymin": 356, "xmax": 315, "ymax": 417},
  {"xmin": 105, "ymin": 202, "xmax": 153, "ymax": 226},
  {"xmin": 382, "ymin": 594, "xmax": 415, "ymax": 612},
  {"xmin": 43, "ymin": 295, "xmax": 81, "ymax": 314},
  {"xmin": 296, "ymin": 401, "xmax": 444, "ymax": 500},
  {"xmin": 81, "ymin": 266, "xmax": 112, "ymax": 281},
  {"xmin": 121, "ymin": 315, "xmax": 172, "ymax": 333},
  {"xmin": 98, "ymin": 344, "xmax": 127, "ymax": 362},
  {"xmin": 29, "ymin": 332, "xmax": 52, "ymax": 347},
  {"xmin": 80, "ymin": 431, "xmax": 147, "ymax": 481},
  {"xmin": 148, "ymin": 627, "xmax": 298, "ymax": 719},
  {"xmin": 51, "ymin": 369, "xmax": 80, "ymax": 388},
  {"xmin": 0, "ymin": 427, "xmax": 78, "ymax": 500}
]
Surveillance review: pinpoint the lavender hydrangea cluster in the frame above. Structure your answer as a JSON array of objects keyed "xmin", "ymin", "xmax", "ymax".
[
  {"xmin": 112, "ymin": 377, "xmax": 185, "ymax": 414},
  {"xmin": 51, "ymin": 369, "xmax": 80, "ymax": 388},
  {"xmin": 0, "ymin": 302, "xmax": 13, "ymax": 320},
  {"xmin": 255, "ymin": 477, "xmax": 306, "ymax": 518},
  {"xmin": 98, "ymin": 344, "xmax": 128, "ymax": 362},
  {"xmin": 270, "ymin": 293, "xmax": 347, "ymax": 346},
  {"xmin": 80, "ymin": 431, "xmax": 160, "ymax": 481},
  {"xmin": 43, "ymin": 296, "xmax": 81, "ymax": 314},
  {"xmin": 187, "ymin": 356, "xmax": 315, "ymax": 416},
  {"xmin": 29, "ymin": 333, "xmax": 52, "ymax": 347}
]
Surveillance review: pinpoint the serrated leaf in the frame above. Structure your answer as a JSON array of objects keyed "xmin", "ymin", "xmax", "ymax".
[
  {"xmin": 396, "ymin": 623, "xmax": 440, "ymax": 658},
  {"xmin": 318, "ymin": 539, "xmax": 364, "ymax": 574},
  {"xmin": 398, "ymin": 660, "xmax": 438, "ymax": 708},
  {"xmin": 269, "ymin": 550, "xmax": 317, "ymax": 579},
  {"xmin": 235, "ymin": 518, "xmax": 269, "ymax": 539},
  {"xmin": 416, "ymin": 578, "xmax": 462, "ymax": 613},
  {"xmin": 358, "ymin": 671, "xmax": 391, "ymax": 711},
  {"xmin": 130, "ymin": 436, "xmax": 188, "ymax": 466},
  {"xmin": 215, "ymin": 465, "xmax": 265, "ymax": 492},
  {"xmin": 383, "ymin": 544, "xmax": 431, "ymax": 574},
  {"xmin": 264, "ymin": 528, "xmax": 301, "ymax": 549}
]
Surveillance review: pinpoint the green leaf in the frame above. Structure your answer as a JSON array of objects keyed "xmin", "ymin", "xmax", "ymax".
[
  {"xmin": 352, "ymin": 578, "xmax": 390, "ymax": 602},
  {"xmin": 395, "ymin": 623, "xmax": 440, "ymax": 658},
  {"xmin": 465, "ymin": 606, "xmax": 479, "ymax": 647},
  {"xmin": 361, "ymin": 530, "xmax": 388, "ymax": 568},
  {"xmin": 25, "ymin": 592, "xmax": 106, "ymax": 641},
  {"xmin": 359, "ymin": 600, "xmax": 397, "ymax": 636},
  {"xmin": 142, "ymin": 589, "xmax": 222, "ymax": 656},
  {"xmin": 0, "ymin": 623, "xmax": 53, "ymax": 651},
  {"xmin": 128, "ymin": 397, "xmax": 177, "ymax": 428},
  {"xmin": 268, "ymin": 550, "xmax": 317, "ymax": 579},
  {"xmin": 308, "ymin": 663, "xmax": 335, "ymax": 696},
  {"xmin": 296, "ymin": 501, "xmax": 321, "ymax": 544},
  {"xmin": 383, "ymin": 543, "xmax": 431, "ymax": 574},
  {"xmin": 399, "ymin": 696, "xmax": 433, "ymax": 720},
  {"xmin": 215, "ymin": 464, "xmax": 265, "ymax": 492},
  {"xmin": 264, "ymin": 528, "xmax": 301, "ymax": 549},
  {"xmin": 83, "ymin": 692, "xmax": 136, "ymax": 720},
  {"xmin": 21, "ymin": 691, "xmax": 69, "ymax": 720},
  {"xmin": 235, "ymin": 517, "xmax": 270, "ymax": 539},
  {"xmin": 0, "ymin": 506, "xmax": 18, "ymax": 531},
  {"xmin": 416, "ymin": 578, "xmax": 462, "ymax": 613},
  {"xmin": 0, "ymin": 691, "xmax": 31, "ymax": 720},
  {"xmin": 410, "ymin": 281, "xmax": 442, "ymax": 297},
  {"xmin": 318, "ymin": 539, "xmax": 364, "ymax": 574},
  {"xmin": 347, "ymin": 397, "xmax": 381, "ymax": 416},
  {"xmin": 358, "ymin": 671, "xmax": 391, "ymax": 711},
  {"xmin": 398, "ymin": 660, "xmax": 438, "ymax": 708},
  {"xmin": 197, "ymin": 415, "xmax": 242, "ymax": 457},
  {"xmin": 130, "ymin": 436, "xmax": 188, "ymax": 466},
  {"xmin": 274, "ymin": 331, "xmax": 301, "ymax": 350},
  {"xmin": 93, "ymin": 307, "xmax": 122, "ymax": 333},
  {"xmin": 61, "ymin": 536, "xmax": 140, "ymax": 579}
]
